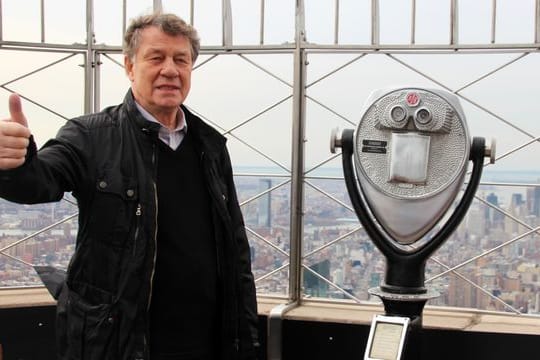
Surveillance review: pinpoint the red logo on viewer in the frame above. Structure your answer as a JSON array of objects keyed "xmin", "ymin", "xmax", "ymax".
[{"xmin": 406, "ymin": 92, "xmax": 420, "ymax": 107}]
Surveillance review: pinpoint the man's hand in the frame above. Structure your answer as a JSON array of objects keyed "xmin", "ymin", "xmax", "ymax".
[{"xmin": 0, "ymin": 93, "xmax": 31, "ymax": 170}]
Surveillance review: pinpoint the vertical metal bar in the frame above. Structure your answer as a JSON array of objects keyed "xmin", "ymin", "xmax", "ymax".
[
  {"xmin": 334, "ymin": 0, "xmax": 339, "ymax": 45},
  {"xmin": 267, "ymin": 303, "xmax": 298, "ymax": 360},
  {"xmin": 289, "ymin": 0, "xmax": 306, "ymax": 305},
  {"xmin": 84, "ymin": 0, "xmax": 95, "ymax": 114},
  {"xmin": 190, "ymin": 0, "xmax": 195, "ymax": 25},
  {"xmin": 0, "ymin": 0, "xmax": 3, "ymax": 42},
  {"xmin": 267, "ymin": 2, "xmax": 306, "ymax": 359},
  {"xmin": 260, "ymin": 0, "xmax": 265, "ymax": 45},
  {"xmin": 222, "ymin": 0, "xmax": 233, "ymax": 47},
  {"xmin": 40, "ymin": 0, "xmax": 45, "ymax": 42},
  {"xmin": 122, "ymin": 0, "xmax": 127, "ymax": 41},
  {"xmin": 153, "ymin": 0, "xmax": 162, "ymax": 13},
  {"xmin": 94, "ymin": 52, "xmax": 101, "ymax": 113},
  {"xmin": 491, "ymin": 0, "xmax": 497, "ymax": 44},
  {"xmin": 536, "ymin": 0, "xmax": 540, "ymax": 43},
  {"xmin": 371, "ymin": 0, "xmax": 380, "ymax": 45},
  {"xmin": 450, "ymin": 0, "xmax": 459, "ymax": 45},
  {"xmin": 411, "ymin": 0, "xmax": 416, "ymax": 44}
]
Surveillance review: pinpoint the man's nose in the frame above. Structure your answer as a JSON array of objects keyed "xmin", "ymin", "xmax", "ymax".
[{"xmin": 161, "ymin": 58, "xmax": 179, "ymax": 77}]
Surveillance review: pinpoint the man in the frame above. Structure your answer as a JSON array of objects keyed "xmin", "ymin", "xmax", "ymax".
[{"xmin": 0, "ymin": 13, "xmax": 259, "ymax": 360}]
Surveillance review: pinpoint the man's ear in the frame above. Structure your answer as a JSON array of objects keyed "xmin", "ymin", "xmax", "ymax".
[{"xmin": 124, "ymin": 55, "xmax": 134, "ymax": 82}]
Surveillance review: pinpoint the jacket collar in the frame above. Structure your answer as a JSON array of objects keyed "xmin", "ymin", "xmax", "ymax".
[
  {"xmin": 181, "ymin": 104, "xmax": 227, "ymax": 157},
  {"xmin": 124, "ymin": 90, "xmax": 162, "ymax": 136},
  {"xmin": 124, "ymin": 89, "xmax": 227, "ymax": 157}
]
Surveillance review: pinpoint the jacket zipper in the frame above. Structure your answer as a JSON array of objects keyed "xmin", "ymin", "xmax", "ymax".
[
  {"xmin": 145, "ymin": 143, "xmax": 159, "ymax": 356},
  {"xmin": 147, "ymin": 180, "xmax": 158, "ymax": 312},
  {"xmin": 133, "ymin": 203, "xmax": 141, "ymax": 256}
]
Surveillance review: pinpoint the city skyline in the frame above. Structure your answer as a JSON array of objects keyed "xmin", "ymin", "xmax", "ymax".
[{"xmin": 2, "ymin": 171, "xmax": 539, "ymax": 315}]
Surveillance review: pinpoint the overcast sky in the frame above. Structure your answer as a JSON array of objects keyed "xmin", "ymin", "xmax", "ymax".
[{"xmin": 1, "ymin": 0, "xmax": 539, "ymax": 172}]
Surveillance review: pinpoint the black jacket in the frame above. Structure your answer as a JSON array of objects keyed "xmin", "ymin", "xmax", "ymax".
[{"xmin": 0, "ymin": 91, "xmax": 259, "ymax": 360}]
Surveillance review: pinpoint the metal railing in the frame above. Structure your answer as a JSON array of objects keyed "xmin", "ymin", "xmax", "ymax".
[{"xmin": 0, "ymin": 0, "xmax": 539, "ymax": 320}]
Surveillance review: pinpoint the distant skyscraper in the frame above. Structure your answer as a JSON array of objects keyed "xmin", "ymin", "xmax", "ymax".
[
  {"xmin": 511, "ymin": 193, "xmax": 524, "ymax": 208},
  {"xmin": 466, "ymin": 206, "xmax": 486, "ymax": 239},
  {"xmin": 257, "ymin": 179, "xmax": 272, "ymax": 228},
  {"xmin": 526, "ymin": 185, "xmax": 540, "ymax": 217},
  {"xmin": 486, "ymin": 192, "xmax": 498, "ymax": 217},
  {"xmin": 304, "ymin": 259, "xmax": 330, "ymax": 297},
  {"xmin": 485, "ymin": 192, "xmax": 504, "ymax": 232}
]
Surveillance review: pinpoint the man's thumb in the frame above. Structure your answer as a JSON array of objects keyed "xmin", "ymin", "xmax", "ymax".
[{"xmin": 8, "ymin": 93, "xmax": 28, "ymax": 128}]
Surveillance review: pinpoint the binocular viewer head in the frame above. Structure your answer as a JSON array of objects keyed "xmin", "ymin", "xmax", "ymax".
[
  {"xmin": 332, "ymin": 87, "xmax": 495, "ymax": 246},
  {"xmin": 332, "ymin": 87, "xmax": 495, "ymax": 295}
]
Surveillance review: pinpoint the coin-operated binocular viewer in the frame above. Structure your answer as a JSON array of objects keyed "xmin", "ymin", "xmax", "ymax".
[{"xmin": 330, "ymin": 87, "xmax": 495, "ymax": 360}]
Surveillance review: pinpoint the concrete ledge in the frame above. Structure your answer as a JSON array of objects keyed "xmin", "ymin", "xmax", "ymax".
[
  {"xmin": 0, "ymin": 287, "xmax": 55, "ymax": 309},
  {"xmin": 2, "ymin": 289, "xmax": 539, "ymax": 336},
  {"xmin": 258, "ymin": 297, "xmax": 540, "ymax": 336}
]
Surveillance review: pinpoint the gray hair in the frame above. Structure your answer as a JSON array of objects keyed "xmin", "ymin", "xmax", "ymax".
[{"xmin": 123, "ymin": 13, "xmax": 200, "ymax": 63}]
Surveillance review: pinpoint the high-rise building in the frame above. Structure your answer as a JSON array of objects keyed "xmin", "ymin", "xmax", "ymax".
[
  {"xmin": 526, "ymin": 185, "xmax": 540, "ymax": 217},
  {"xmin": 304, "ymin": 259, "xmax": 330, "ymax": 297},
  {"xmin": 485, "ymin": 192, "xmax": 504, "ymax": 232},
  {"xmin": 447, "ymin": 270, "xmax": 476, "ymax": 308},
  {"xmin": 257, "ymin": 179, "xmax": 272, "ymax": 228},
  {"xmin": 466, "ymin": 206, "xmax": 486, "ymax": 239},
  {"xmin": 511, "ymin": 193, "xmax": 525, "ymax": 208}
]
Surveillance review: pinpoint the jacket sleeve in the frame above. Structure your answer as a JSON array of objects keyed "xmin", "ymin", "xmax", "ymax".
[
  {"xmin": 0, "ymin": 119, "xmax": 90, "ymax": 204},
  {"xmin": 220, "ymin": 148, "xmax": 260, "ymax": 351}
]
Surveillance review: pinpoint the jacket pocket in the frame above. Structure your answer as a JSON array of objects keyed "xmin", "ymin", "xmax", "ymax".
[
  {"xmin": 88, "ymin": 173, "xmax": 138, "ymax": 249},
  {"xmin": 64, "ymin": 287, "xmax": 118, "ymax": 360}
]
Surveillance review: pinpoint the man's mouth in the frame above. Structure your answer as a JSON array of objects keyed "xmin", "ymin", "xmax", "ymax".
[{"xmin": 156, "ymin": 85, "xmax": 180, "ymax": 91}]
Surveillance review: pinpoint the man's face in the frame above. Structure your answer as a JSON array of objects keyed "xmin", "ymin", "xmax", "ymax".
[{"xmin": 125, "ymin": 26, "xmax": 193, "ymax": 121}]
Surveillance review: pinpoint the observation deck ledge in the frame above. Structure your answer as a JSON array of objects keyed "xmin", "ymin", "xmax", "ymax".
[
  {"xmin": 1, "ymin": 289, "xmax": 538, "ymax": 336},
  {"xmin": 257, "ymin": 297, "xmax": 540, "ymax": 336}
]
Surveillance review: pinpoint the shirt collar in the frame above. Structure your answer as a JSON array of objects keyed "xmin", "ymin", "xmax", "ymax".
[{"xmin": 134, "ymin": 102, "xmax": 187, "ymax": 133}]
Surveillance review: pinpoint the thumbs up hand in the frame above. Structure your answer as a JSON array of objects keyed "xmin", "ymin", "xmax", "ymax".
[{"xmin": 0, "ymin": 93, "xmax": 32, "ymax": 170}]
